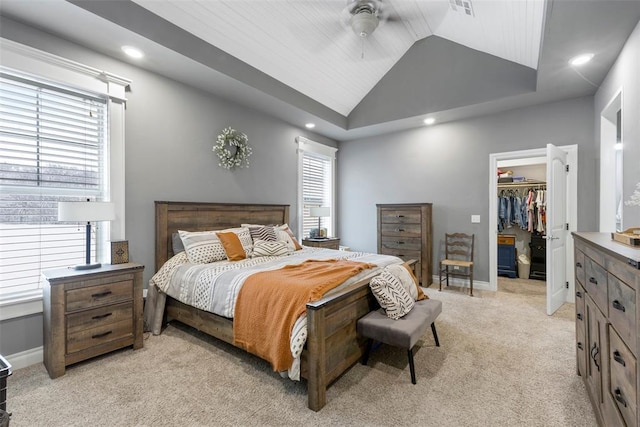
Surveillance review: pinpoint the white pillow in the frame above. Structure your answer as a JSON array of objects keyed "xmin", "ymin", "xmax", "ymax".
[
  {"xmin": 369, "ymin": 270, "xmax": 415, "ymax": 320},
  {"xmin": 275, "ymin": 228, "xmax": 297, "ymax": 251},
  {"xmin": 252, "ymin": 240, "xmax": 291, "ymax": 257},
  {"xmin": 179, "ymin": 227, "xmax": 253, "ymax": 264},
  {"xmin": 385, "ymin": 263, "xmax": 419, "ymax": 300}
]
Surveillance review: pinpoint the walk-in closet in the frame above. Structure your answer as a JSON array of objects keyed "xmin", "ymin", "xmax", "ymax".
[{"xmin": 496, "ymin": 162, "xmax": 547, "ymax": 287}]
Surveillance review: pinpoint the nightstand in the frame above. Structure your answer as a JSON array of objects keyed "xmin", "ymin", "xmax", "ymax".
[
  {"xmin": 302, "ymin": 237, "xmax": 341, "ymax": 250},
  {"xmin": 42, "ymin": 263, "xmax": 144, "ymax": 378}
]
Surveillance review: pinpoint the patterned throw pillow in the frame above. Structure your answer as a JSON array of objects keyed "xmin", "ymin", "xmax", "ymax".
[
  {"xmin": 178, "ymin": 230, "xmax": 226, "ymax": 264},
  {"xmin": 252, "ymin": 240, "xmax": 291, "ymax": 257},
  {"xmin": 369, "ymin": 270, "xmax": 415, "ymax": 320},
  {"xmin": 247, "ymin": 225, "xmax": 277, "ymax": 243},
  {"xmin": 385, "ymin": 263, "xmax": 428, "ymax": 301}
]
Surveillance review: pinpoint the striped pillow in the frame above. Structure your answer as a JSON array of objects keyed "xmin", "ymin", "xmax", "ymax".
[
  {"xmin": 369, "ymin": 270, "xmax": 415, "ymax": 320},
  {"xmin": 252, "ymin": 240, "xmax": 291, "ymax": 257},
  {"xmin": 178, "ymin": 230, "xmax": 226, "ymax": 264},
  {"xmin": 247, "ymin": 225, "xmax": 277, "ymax": 243}
]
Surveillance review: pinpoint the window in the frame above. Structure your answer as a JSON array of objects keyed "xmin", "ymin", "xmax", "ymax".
[
  {"xmin": 0, "ymin": 71, "xmax": 108, "ymax": 297},
  {"xmin": 297, "ymin": 137, "xmax": 337, "ymax": 239}
]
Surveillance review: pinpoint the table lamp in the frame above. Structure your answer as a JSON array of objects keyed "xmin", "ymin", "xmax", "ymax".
[
  {"xmin": 309, "ymin": 206, "xmax": 330, "ymax": 239},
  {"xmin": 58, "ymin": 200, "xmax": 115, "ymax": 270}
]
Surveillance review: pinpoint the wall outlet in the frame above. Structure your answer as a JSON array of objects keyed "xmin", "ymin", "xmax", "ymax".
[{"xmin": 471, "ymin": 215, "xmax": 481, "ymax": 223}]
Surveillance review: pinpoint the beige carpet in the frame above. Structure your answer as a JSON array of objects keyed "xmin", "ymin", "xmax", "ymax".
[{"xmin": 6, "ymin": 278, "xmax": 596, "ymax": 426}]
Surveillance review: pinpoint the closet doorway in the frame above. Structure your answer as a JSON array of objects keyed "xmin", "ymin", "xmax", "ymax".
[{"xmin": 489, "ymin": 145, "xmax": 578, "ymax": 315}]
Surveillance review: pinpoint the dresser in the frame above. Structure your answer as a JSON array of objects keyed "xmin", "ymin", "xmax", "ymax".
[
  {"xmin": 377, "ymin": 203, "xmax": 433, "ymax": 285},
  {"xmin": 42, "ymin": 263, "xmax": 144, "ymax": 378},
  {"xmin": 573, "ymin": 232, "xmax": 639, "ymax": 427},
  {"xmin": 497, "ymin": 234, "xmax": 517, "ymax": 278},
  {"xmin": 302, "ymin": 237, "xmax": 340, "ymax": 250}
]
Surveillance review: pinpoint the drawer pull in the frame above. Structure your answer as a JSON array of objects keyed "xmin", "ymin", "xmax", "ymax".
[
  {"xmin": 91, "ymin": 291, "xmax": 112, "ymax": 299},
  {"xmin": 575, "ymin": 291, "xmax": 582, "ymax": 298},
  {"xmin": 396, "ymin": 215, "xmax": 405, "ymax": 218},
  {"xmin": 576, "ymin": 313, "xmax": 582, "ymax": 321},
  {"xmin": 577, "ymin": 342, "xmax": 583, "ymax": 350},
  {"xmin": 91, "ymin": 313, "xmax": 113, "ymax": 320},
  {"xmin": 397, "ymin": 241, "xmax": 405, "ymax": 245},
  {"xmin": 591, "ymin": 343, "xmax": 600, "ymax": 371},
  {"xmin": 92, "ymin": 330, "xmax": 113, "ymax": 339},
  {"xmin": 613, "ymin": 350, "xmax": 626, "ymax": 367},
  {"xmin": 397, "ymin": 228, "xmax": 405, "ymax": 232},
  {"xmin": 588, "ymin": 277, "xmax": 597, "ymax": 285},
  {"xmin": 612, "ymin": 300, "xmax": 626, "ymax": 312},
  {"xmin": 614, "ymin": 389, "xmax": 627, "ymax": 408},
  {"xmin": 575, "ymin": 262, "xmax": 582, "ymax": 268},
  {"xmin": 397, "ymin": 254, "xmax": 405, "ymax": 257}
]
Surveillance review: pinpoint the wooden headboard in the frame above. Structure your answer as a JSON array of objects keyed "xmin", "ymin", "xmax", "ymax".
[{"xmin": 155, "ymin": 201, "xmax": 290, "ymax": 272}]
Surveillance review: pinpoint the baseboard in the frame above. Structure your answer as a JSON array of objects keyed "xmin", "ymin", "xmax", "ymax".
[
  {"xmin": 429, "ymin": 276, "xmax": 493, "ymax": 292},
  {"xmin": 5, "ymin": 346, "xmax": 43, "ymax": 370}
]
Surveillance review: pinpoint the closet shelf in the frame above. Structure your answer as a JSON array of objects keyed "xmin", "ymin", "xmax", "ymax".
[{"xmin": 498, "ymin": 180, "xmax": 546, "ymax": 188}]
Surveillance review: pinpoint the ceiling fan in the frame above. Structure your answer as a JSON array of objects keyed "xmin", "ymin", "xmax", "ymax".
[{"xmin": 342, "ymin": 0, "xmax": 400, "ymax": 38}]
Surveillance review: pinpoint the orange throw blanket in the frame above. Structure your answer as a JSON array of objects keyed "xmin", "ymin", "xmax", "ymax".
[{"xmin": 233, "ymin": 259, "xmax": 375, "ymax": 372}]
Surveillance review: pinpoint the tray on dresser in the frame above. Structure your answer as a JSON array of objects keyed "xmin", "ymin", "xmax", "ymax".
[{"xmin": 611, "ymin": 228, "xmax": 640, "ymax": 247}]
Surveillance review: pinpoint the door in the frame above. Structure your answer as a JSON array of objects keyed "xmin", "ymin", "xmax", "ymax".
[{"xmin": 546, "ymin": 143, "xmax": 568, "ymax": 315}]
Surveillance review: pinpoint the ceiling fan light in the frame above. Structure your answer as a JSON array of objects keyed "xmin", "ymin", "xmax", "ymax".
[{"xmin": 350, "ymin": 12, "xmax": 379, "ymax": 37}]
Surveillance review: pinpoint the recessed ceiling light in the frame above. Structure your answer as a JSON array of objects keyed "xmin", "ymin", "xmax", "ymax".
[
  {"xmin": 121, "ymin": 45, "xmax": 144, "ymax": 59},
  {"xmin": 423, "ymin": 117, "xmax": 436, "ymax": 125},
  {"xmin": 569, "ymin": 53, "xmax": 593, "ymax": 66},
  {"xmin": 305, "ymin": 123, "xmax": 316, "ymax": 129}
]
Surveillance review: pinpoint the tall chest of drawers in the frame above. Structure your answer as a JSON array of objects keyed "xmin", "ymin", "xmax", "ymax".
[
  {"xmin": 377, "ymin": 203, "xmax": 433, "ymax": 285},
  {"xmin": 573, "ymin": 232, "xmax": 640, "ymax": 427},
  {"xmin": 42, "ymin": 263, "xmax": 144, "ymax": 378}
]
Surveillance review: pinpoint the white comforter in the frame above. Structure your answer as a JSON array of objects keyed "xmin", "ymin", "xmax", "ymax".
[{"xmin": 146, "ymin": 247, "xmax": 402, "ymax": 379}]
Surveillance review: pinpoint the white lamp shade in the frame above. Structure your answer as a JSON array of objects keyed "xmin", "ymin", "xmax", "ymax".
[
  {"xmin": 58, "ymin": 201, "xmax": 116, "ymax": 222},
  {"xmin": 310, "ymin": 206, "xmax": 330, "ymax": 218}
]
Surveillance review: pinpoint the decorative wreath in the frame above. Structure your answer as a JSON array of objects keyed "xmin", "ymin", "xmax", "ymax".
[{"xmin": 213, "ymin": 127, "xmax": 252, "ymax": 169}]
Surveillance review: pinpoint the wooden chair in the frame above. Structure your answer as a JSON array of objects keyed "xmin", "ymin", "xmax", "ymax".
[{"xmin": 439, "ymin": 233, "xmax": 475, "ymax": 296}]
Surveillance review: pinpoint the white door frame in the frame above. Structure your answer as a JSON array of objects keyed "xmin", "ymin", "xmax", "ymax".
[{"xmin": 489, "ymin": 145, "xmax": 578, "ymax": 303}]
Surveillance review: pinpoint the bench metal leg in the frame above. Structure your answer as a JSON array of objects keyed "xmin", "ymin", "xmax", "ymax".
[
  {"xmin": 431, "ymin": 322, "xmax": 440, "ymax": 347},
  {"xmin": 361, "ymin": 339, "xmax": 373, "ymax": 365},
  {"xmin": 407, "ymin": 347, "xmax": 416, "ymax": 384}
]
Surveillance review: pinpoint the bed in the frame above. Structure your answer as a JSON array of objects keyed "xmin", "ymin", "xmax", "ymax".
[{"xmin": 147, "ymin": 201, "xmax": 405, "ymax": 411}]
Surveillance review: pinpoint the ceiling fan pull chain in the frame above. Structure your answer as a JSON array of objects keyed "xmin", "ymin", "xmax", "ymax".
[{"xmin": 361, "ymin": 37, "xmax": 365, "ymax": 60}]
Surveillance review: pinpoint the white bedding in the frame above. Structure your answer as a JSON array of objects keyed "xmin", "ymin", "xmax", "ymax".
[{"xmin": 147, "ymin": 246, "xmax": 403, "ymax": 379}]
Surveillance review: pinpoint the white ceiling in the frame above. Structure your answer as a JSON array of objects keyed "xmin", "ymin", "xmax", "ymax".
[
  {"xmin": 1, "ymin": 0, "xmax": 638, "ymax": 140},
  {"xmin": 132, "ymin": 0, "xmax": 545, "ymax": 115}
]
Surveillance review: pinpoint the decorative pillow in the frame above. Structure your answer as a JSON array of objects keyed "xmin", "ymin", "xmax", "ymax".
[
  {"xmin": 402, "ymin": 262, "xmax": 428, "ymax": 301},
  {"xmin": 222, "ymin": 226, "xmax": 254, "ymax": 258},
  {"xmin": 217, "ymin": 231, "xmax": 246, "ymax": 261},
  {"xmin": 178, "ymin": 230, "xmax": 226, "ymax": 264},
  {"xmin": 385, "ymin": 263, "xmax": 428, "ymax": 301},
  {"xmin": 172, "ymin": 232, "xmax": 185, "ymax": 254},
  {"xmin": 276, "ymin": 224, "xmax": 302, "ymax": 250},
  {"xmin": 369, "ymin": 270, "xmax": 415, "ymax": 320},
  {"xmin": 252, "ymin": 240, "xmax": 292, "ymax": 257},
  {"xmin": 246, "ymin": 225, "xmax": 277, "ymax": 243}
]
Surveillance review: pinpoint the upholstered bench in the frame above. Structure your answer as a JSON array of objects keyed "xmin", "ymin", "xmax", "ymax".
[{"xmin": 357, "ymin": 298, "xmax": 442, "ymax": 384}]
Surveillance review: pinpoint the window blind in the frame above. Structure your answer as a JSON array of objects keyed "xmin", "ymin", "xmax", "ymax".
[
  {"xmin": 0, "ymin": 72, "xmax": 108, "ymax": 296},
  {"xmin": 302, "ymin": 152, "xmax": 332, "ymax": 239}
]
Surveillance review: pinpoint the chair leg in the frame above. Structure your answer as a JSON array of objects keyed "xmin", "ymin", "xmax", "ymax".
[
  {"xmin": 361, "ymin": 339, "xmax": 373, "ymax": 365},
  {"xmin": 470, "ymin": 269, "xmax": 474, "ymax": 297},
  {"xmin": 446, "ymin": 267, "xmax": 450, "ymax": 287},
  {"xmin": 407, "ymin": 347, "xmax": 416, "ymax": 384},
  {"xmin": 438, "ymin": 262, "xmax": 442, "ymax": 292},
  {"xmin": 431, "ymin": 322, "xmax": 440, "ymax": 347}
]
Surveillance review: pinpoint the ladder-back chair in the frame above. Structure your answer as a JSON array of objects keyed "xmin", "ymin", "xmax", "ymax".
[{"xmin": 439, "ymin": 233, "xmax": 475, "ymax": 296}]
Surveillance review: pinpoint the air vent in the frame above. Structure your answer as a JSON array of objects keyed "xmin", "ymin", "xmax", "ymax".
[{"xmin": 449, "ymin": 0, "xmax": 475, "ymax": 16}]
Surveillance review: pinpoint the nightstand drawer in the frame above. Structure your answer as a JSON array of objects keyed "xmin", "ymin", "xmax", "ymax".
[
  {"xmin": 67, "ymin": 317, "xmax": 134, "ymax": 354},
  {"xmin": 66, "ymin": 279, "xmax": 133, "ymax": 312},
  {"xmin": 380, "ymin": 210, "xmax": 421, "ymax": 224},
  {"xmin": 66, "ymin": 302, "xmax": 133, "ymax": 335}
]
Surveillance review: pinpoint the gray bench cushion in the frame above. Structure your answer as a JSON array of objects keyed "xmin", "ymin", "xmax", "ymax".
[{"xmin": 357, "ymin": 299, "xmax": 442, "ymax": 349}]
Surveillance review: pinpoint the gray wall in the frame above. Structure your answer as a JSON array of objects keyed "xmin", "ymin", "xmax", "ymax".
[
  {"xmin": 337, "ymin": 96, "xmax": 597, "ymax": 283},
  {"xmin": 594, "ymin": 19, "xmax": 640, "ymax": 228}
]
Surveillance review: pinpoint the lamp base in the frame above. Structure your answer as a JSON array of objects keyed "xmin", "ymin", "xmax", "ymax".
[{"xmin": 71, "ymin": 263, "xmax": 103, "ymax": 271}]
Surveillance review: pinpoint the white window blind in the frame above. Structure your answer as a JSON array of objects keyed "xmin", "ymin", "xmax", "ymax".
[
  {"xmin": 298, "ymin": 137, "xmax": 336, "ymax": 240},
  {"xmin": 0, "ymin": 72, "xmax": 108, "ymax": 296}
]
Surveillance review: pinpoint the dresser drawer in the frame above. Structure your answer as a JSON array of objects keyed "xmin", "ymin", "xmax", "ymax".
[
  {"xmin": 497, "ymin": 235, "xmax": 515, "ymax": 245},
  {"xmin": 609, "ymin": 326, "xmax": 637, "ymax": 427},
  {"xmin": 608, "ymin": 273, "xmax": 637, "ymax": 352},
  {"xmin": 379, "ymin": 248, "xmax": 421, "ymax": 261},
  {"xmin": 379, "ymin": 209, "xmax": 421, "ymax": 224},
  {"xmin": 585, "ymin": 257, "xmax": 608, "ymax": 314},
  {"xmin": 66, "ymin": 279, "xmax": 133, "ymax": 312},
  {"xmin": 575, "ymin": 284, "xmax": 587, "ymax": 376},
  {"xmin": 66, "ymin": 302, "xmax": 133, "ymax": 335},
  {"xmin": 380, "ymin": 223, "xmax": 422, "ymax": 238},
  {"xmin": 380, "ymin": 236, "xmax": 422, "ymax": 251},
  {"xmin": 575, "ymin": 249, "xmax": 585, "ymax": 286}
]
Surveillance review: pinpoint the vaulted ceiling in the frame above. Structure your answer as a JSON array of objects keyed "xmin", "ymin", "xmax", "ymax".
[{"xmin": 1, "ymin": 0, "xmax": 639, "ymax": 140}]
